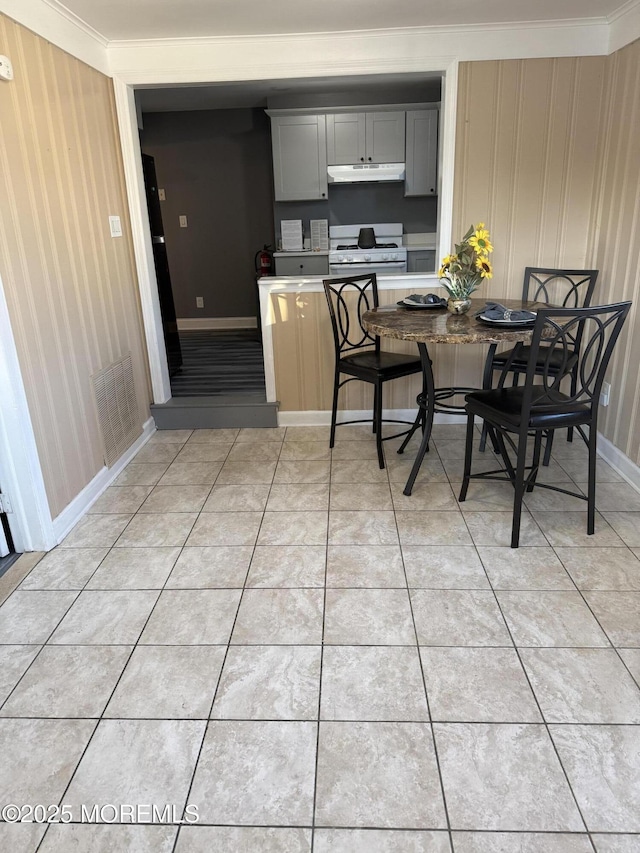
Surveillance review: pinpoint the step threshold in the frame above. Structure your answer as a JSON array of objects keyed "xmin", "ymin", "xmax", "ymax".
[{"xmin": 151, "ymin": 395, "xmax": 279, "ymax": 429}]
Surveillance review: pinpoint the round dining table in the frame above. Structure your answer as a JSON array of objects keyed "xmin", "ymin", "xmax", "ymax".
[{"xmin": 362, "ymin": 297, "xmax": 546, "ymax": 495}]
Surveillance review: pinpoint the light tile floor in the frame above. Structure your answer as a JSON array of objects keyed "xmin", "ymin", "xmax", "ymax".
[{"xmin": 1, "ymin": 424, "xmax": 640, "ymax": 852}]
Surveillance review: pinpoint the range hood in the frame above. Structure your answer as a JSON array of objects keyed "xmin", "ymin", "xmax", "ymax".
[{"xmin": 327, "ymin": 163, "xmax": 405, "ymax": 184}]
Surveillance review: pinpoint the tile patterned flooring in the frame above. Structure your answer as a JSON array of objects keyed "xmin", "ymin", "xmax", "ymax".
[{"xmin": 1, "ymin": 424, "xmax": 640, "ymax": 852}]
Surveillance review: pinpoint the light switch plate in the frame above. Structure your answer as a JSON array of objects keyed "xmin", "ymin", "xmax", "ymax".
[
  {"xmin": 179, "ymin": 215, "xmax": 188, "ymax": 228},
  {"xmin": 109, "ymin": 216, "xmax": 122, "ymax": 238},
  {"xmin": 0, "ymin": 56, "xmax": 13, "ymax": 81},
  {"xmin": 158, "ymin": 188, "xmax": 166, "ymax": 200}
]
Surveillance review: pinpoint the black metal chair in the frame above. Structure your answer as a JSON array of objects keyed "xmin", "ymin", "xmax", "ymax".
[
  {"xmin": 323, "ymin": 274, "xmax": 424, "ymax": 469},
  {"xmin": 479, "ymin": 267, "xmax": 599, "ymax": 463},
  {"xmin": 460, "ymin": 301, "xmax": 631, "ymax": 548}
]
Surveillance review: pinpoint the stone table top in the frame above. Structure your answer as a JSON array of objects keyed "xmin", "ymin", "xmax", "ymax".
[{"xmin": 362, "ymin": 299, "xmax": 546, "ymax": 345}]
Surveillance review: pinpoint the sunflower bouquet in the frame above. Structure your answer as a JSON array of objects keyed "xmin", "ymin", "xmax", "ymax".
[{"xmin": 438, "ymin": 223, "xmax": 493, "ymax": 302}]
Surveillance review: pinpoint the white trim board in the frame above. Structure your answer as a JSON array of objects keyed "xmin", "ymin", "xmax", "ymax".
[
  {"xmin": 177, "ymin": 316, "xmax": 257, "ymax": 331},
  {"xmin": 596, "ymin": 431, "xmax": 640, "ymax": 495},
  {"xmin": 278, "ymin": 410, "xmax": 469, "ymax": 427},
  {"xmin": 51, "ymin": 417, "xmax": 156, "ymax": 544},
  {"xmin": 0, "ymin": 271, "xmax": 56, "ymax": 553}
]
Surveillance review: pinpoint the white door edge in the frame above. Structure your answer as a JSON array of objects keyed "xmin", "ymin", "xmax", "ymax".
[{"xmin": 0, "ymin": 271, "xmax": 56, "ymax": 552}]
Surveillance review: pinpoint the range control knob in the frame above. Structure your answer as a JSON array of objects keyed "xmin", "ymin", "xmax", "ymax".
[
  {"xmin": 364, "ymin": 254, "xmax": 371, "ymax": 262},
  {"xmin": 382, "ymin": 253, "xmax": 389, "ymax": 261},
  {"xmin": 337, "ymin": 255, "xmax": 344, "ymax": 263},
  {"xmin": 391, "ymin": 253, "xmax": 398, "ymax": 260},
  {"xmin": 346, "ymin": 255, "xmax": 353, "ymax": 262}
]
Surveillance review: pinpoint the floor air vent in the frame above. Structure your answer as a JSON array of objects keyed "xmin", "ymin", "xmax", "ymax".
[{"xmin": 92, "ymin": 352, "xmax": 141, "ymax": 467}]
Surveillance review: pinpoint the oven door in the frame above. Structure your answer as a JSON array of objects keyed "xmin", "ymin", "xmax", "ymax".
[{"xmin": 328, "ymin": 260, "xmax": 407, "ymax": 275}]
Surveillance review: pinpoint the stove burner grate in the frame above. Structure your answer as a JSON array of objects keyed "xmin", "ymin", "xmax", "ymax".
[{"xmin": 335, "ymin": 242, "xmax": 399, "ymax": 250}]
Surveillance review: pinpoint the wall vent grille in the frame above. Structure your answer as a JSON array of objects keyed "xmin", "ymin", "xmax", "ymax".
[{"xmin": 91, "ymin": 352, "xmax": 141, "ymax": 467}]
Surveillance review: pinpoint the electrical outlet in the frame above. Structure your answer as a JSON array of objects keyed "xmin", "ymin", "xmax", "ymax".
[
  {"xmin": 196, "ymin": 297, "xmax": 204, "ymax": 309},
  {"xmin": 158, "ymin": 188, "xmax": 166, "ymax": 201},
  {"xmin": 179, "ymin": 215, "xmax": 188, "ymax": 228},
  {"xmin": 108, "ymin": 215, "xmax": 122, "ymax": 238},
  {"xmin": 600, "ymin": 381, "xmax": 611, "ymax": 407}
]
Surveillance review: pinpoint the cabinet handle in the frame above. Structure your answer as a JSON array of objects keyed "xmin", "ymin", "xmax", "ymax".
[
  {"xmin": 360, "ymin": 157, "xmax": 364, "ymax": 162},
  {"xmin": 321, "ymin": 192, "xmax": 326, "ymax": 197},
  {"xmin": 300, "ymin": 264, "xmax": 304, "ymax": 269},
  {"xmin": 368, "ymin": 157, "xmax": 372, "ymax": 162}
]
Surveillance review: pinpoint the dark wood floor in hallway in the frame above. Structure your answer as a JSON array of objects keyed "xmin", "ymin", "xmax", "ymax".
[{"xmin": 170, "ymin": 330, "xmax": 266, "ymax": 398}]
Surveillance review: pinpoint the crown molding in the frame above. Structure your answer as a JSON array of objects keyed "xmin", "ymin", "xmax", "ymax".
[
  {"xmin": 608, "ymin": 0, "xmax": 640, "ymax": 52},
  {"xmin": 0, "ymin": 0, "xmax": 108, "ymax": 72}
]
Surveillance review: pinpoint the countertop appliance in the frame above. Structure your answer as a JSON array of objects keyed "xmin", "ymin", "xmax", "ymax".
[{"xmin": 328, "ymin": 223, "xmax": 408, "ymax": 275}]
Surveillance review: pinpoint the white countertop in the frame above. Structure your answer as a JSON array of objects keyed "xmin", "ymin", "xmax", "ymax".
[
  {"xmin": 259, "ymin": 272, "xmax": 441, "ymax": 291},
  {"xmin": 273, "ymin": 250, "xmax": 329, "ymax": 257}
]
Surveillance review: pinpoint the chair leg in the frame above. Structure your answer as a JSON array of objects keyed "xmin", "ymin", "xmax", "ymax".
[
  {"xmin": 567, "ymin": 367, "xmax": 578, "ymax": 444},
  {"xmin": 458, "ymin": 412, "xmax": 476, "ymax": 503},
  {"xmin": 479, "ymin": 344, "xmax": 497, "ymax": 453},
  {"xmin": 329, "ymin": 368, "xmax": 340, "ymax": 449},
  {"xmin": 374, "ymin": 382, "xmax": 385, "ymax": 469},
  {"xmin": 372, "ymin": 386, "xmax": 379, "ymax": 434},
  {"xmin": 587, "ymin": 425, "xmax": 597, "ymax": 535},
  {"xmin": 527, "ymin": 431, "xmax": 543, "ymax": 493},
  {"xmin": 542, "ymin": 428, "xmax": 554, "ymax": 467},
  {"xmin": 511, "ymin": 429, "xmax": 529, "ymax": 548}
]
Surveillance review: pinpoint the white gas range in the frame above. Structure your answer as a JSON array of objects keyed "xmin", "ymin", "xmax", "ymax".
[{"xmin": 328, "ymin": 223, "xmax": 408, "ymax": 275}]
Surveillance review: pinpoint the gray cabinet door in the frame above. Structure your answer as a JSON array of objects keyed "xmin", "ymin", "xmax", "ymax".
[
  {"xmin": 326, "ymin": 113, "xmax": 366, "ymax": 164},
  {"xmin": 271, "ymin": 115, "xmax": 328, "ymax": 201},
  {"xmin": 275, "ymin": 255, "xmax": 329, "ymax": 276},
  {"xmin": 407, "ymin": 250, "xmax": 436, "ymax": 273},
  {"xmin": 405, "ymin": 109, "xmax": 438, "ymax": 196},
  {"xmin": 365, "ymin": 112, "xmax": 405, "ymax": 163}
]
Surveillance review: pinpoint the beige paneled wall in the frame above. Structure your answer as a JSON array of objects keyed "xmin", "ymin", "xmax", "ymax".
[
  {"xmin": 589, "ymin": 40, "xmax": 640, "ymax": 463},
  {"xmin": 270, "ymin": 289, "xmax": 426, "ymax": 412},
  {"xmin": 0, "ymin": 14, "xmax": 151, "ymax": 517},
  {"xmin": 448, "ymin": 56, "xmax": 609, "ymax": 394}
]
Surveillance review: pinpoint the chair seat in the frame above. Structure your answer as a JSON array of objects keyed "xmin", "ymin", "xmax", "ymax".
[
  {"xmin": 466, "ymin": 387, "xmax": 590, "ymax": 430},
  {"xmin": 492, "ymin": 345, "xmax": 578, "ymax": 374},
  {"xmin": 339, "ymin": 350, "xmax": 422, "ymax": 380}
]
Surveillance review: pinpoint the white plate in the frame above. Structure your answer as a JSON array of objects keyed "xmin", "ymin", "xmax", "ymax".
[
  {"xmin": 398, "ymin": 299, "xmax": 446, "ymax": 309},
  {"xmin": 477, "ymin": 313, "xmax": 536, "ymax": 326}
]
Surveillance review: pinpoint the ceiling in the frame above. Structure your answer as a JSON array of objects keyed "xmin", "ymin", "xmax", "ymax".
[{"xmin": 57, "ymin": 0, "xmax": 628, "ymax": 42}]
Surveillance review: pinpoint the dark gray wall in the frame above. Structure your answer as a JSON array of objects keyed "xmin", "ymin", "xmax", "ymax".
[
  {"xmin": 141, "ymin": 109, "xmax": 274, "ymax": 319},
  {"xmin": 274, "ymin": 184, "xmax": 438, "ymax": 243}
]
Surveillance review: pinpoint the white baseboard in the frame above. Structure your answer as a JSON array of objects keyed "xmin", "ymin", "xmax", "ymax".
[
  {"xmin": 177, "ymin": 317, "xmax": 257, "ymax": 331},
  {"xmin": 597, "ymin": 431, "xmax": 640, "ymax": 494},
  {"xmin": 52, "ymin": 417, "xmax": 156, "ymax": 545},
  {"xmin": 277, "ymin": 409, "xmax": 468, "ymax": 427}
]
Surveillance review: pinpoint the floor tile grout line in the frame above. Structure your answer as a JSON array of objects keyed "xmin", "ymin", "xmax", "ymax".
[
  {"xmin": 482, "ymin": 555, "xmax": 597, "ymax": 843},
  {"xmin": 309, "ymin": 427, "xmax": 332, "ymax": 853},
  {"xmin": 170, "ymin": 429, "xmax": 285, "ymax": 852},
  {"xmin": 390, "ymin": 457, "xmax": 455, "ymax": 851}
]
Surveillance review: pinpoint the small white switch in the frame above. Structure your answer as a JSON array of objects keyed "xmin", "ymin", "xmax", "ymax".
[
  {"xmin": 109, "ymin": 215, "xmax": 122, "ymax": 238},
  {"xmin": 0, "ymin": 56, "xmax": 14, "ymax": 82},
  {"xmin": 179, "ymin": 215, "xmax": 188, "ymax": 228},
  {"xmin": 158, "ymin": 188, "xmax": 166, "ymax": 201},
  {"xmin": 196, "ymin": 297, "xmax": 204, "ymax": 308}
]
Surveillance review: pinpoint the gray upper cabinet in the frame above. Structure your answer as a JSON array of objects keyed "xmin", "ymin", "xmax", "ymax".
[
  {"xmin": 270, "ymin": 114, "xmax": 328, "ymax": 201},
  {"xmin": 326, "ymin": 111, "xmax": 405, "ymax": 165},
  {"xmin": 405, "ymin": 108, "xmax": 439, "ymax": 196}
]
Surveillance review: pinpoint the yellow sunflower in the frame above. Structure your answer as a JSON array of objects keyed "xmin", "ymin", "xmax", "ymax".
[
  {"xmin": 468, "ymin": 229, "xmax": 493, "ymax": 255},
  {"xmin": 476, "ymin": 257, "xmax": 493, "ymax": 278},
  {"xmin": 438, "ymin": 253, "xmax": 457, "ymax": 277}
]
